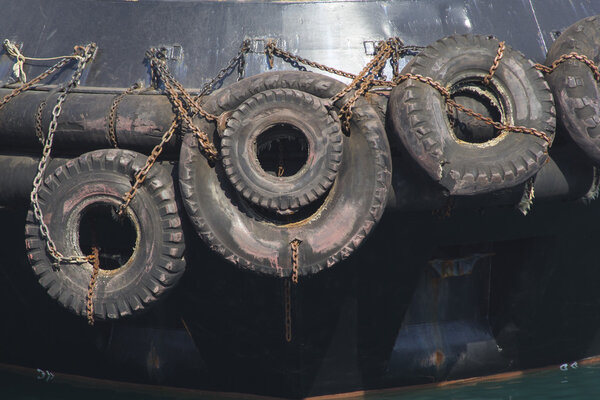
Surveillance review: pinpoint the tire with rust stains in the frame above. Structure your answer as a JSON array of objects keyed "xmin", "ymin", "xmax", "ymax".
[
  {"xmin": 25, "ymin": 149, "xmax": 185, "ymax": 320},
  {"xmin": 179, "ymin": 71, "xmax": 392, "ymax": 277},
  {"xmin": 388, "ymin": 34, "xmax": 556, "ymax": 195},
  {"xmin": 545, "ymin": 15, "xmax": 600, "ymax": 164},
  {"xmin": 221, "ymin": 88, "xmax": 343, "ymax": 214}
]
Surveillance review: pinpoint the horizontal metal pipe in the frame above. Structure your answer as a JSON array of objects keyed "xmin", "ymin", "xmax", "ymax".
[
  {"xmin": 386, "ymin": 144, "xmax": 596, "ymax": 212},
  {"xmin": 0, "ymin": 146, "xmax": 593, "ymax": 211},
  {"xmin": 0, "ymin": 88, "xmax": 179, "ymax": 157},
  {"xmin": 0, "ymin": 154, "xmax": 174, "ymax": 206}
]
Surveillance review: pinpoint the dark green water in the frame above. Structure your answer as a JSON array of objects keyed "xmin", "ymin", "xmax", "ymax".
[{"xmin": 3, "ymin": 364, "xmax": 600, "ymax": 399}]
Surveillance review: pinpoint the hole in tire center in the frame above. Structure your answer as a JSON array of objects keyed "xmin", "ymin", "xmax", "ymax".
[
  {"xmin": 78, "ymin": 204, "xmax": 137, "ymax": 271},
  {"xmin": 256, "ymin": 124, "xmax": 309, "ymax": 177},
  {"xmin": 449, "ymin": 85, "xmax": 504, "ymax": 144}
]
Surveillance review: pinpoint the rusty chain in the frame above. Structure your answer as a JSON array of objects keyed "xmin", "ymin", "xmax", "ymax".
[
  {"xmin": 34, "ymin": 99, "xmax": 47, "ymax": 144},
  {"xmin": 0, "ymin": 56, "xmax": 73, "ymax": 111},
  {"xmin": 265, "ymin": 38, "xmax": 556, "ymax": 145},
  {"xmin": 107, "ymin": 82, "xmax": 142, "ymax": 148},
  {"xmin": 117, "ymin": 119, "xmax": 177, "ymax": 216},
  {"xmin": 284, "ymin": 239, "xmax": 301, "ymax": 343},
  {"xmin": 483, "ymin": 41, "xmax": 505, "ymax": 85},
  {"xmin": 264, "ymin": 39, "xmax": 422, "ymax": 86},
  {"xmin": 30, "ymin": 43, "xmax": 97, "ymax": 267},
  {"xmin": 333, "ymin": 38, "xmax": 400, "ymax": 133},
  {"xmin": 195, "ymin": 39, "xmax": 251, "ymax": 99},
  {"xmin": 290, "ymin": 239, "xmax": 301, "ymax": 284},
  {"xmin": 117, "ymin": 44, "xmax": 252, "ymax": 215},
  {"xmin": 535, "ymin": 52, "xmax": 600, "ymax": 82},
  {"xmin": 146, "ymin": 48, "xmax": 219, "ymax": 160},
  {"xmin": 86, "ymin": 247, "xmax": 100, "ymax": 326}
]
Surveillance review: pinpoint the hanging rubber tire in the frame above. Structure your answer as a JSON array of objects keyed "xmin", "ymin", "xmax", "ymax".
[
  {"xmin": 179, "ymin": 71, "xmax": 391, "ymax": 277},
  {"xmin": 545, "ymin": 15, "xmax": 600, "ymax": 164},
  {"xmin": 24, "ymin": 149, "xmax": 185, "ymax": 320},
  {"xmin": 388, "ymin": 34, "xmax": 556, "ymax": 195},
  {"xmin": 221, "ymin": 88, "xmax": 343, "ymax": 213}
]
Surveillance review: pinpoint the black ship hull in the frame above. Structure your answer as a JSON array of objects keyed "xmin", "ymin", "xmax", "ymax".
[{"xmin": 1, "ymin": 0, "xmax": 600, "ymax": 398}]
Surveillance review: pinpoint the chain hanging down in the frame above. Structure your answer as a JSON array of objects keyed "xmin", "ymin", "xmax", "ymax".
[
  {"xmin": 118, "ymin": 44, "xmax": 251, "ymax": 216},
  {"xmin": 284, "ymin": 239, "xmax": 301, "ymax": 343},
  {"xmin": 29, "ymin": 43, "xmax": 98, "ymax": 267}
]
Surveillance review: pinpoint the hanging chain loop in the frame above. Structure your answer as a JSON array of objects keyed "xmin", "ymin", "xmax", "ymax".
[
  {"xmin": 117, "ymin": 119, "xmax": 177, "ymax": 216},
  {"xmin": 534, "ymin": 52, "xmax": 600, "ymax": 82},
  {"xmin": 118, "ymin": 43, "xmax": 252, "ymax": 215},
  {"xmin": 29, "ymin": 43, "xmax": 97, "ymax": 267},
  {"xmin": 107, "ymin": 82, "xmax": 142, "ymax": 148},
  {"xmin": 86, "ymin": 247, "xmax": 100, "ymax": 326},
  {"xmin": 483, "ymin": 41, "xmax": 505, "ymax": 85}
]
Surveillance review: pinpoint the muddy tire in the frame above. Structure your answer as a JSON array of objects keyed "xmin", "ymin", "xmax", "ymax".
[
  {"xmin": 388, "ymin": 34, "xmax": 556, "ymax": 195},
  {"xmin": 25, "ymin": 149, "xmax": 185, "ymax": 320},
  {"xmin": 179, "ymin": 71, "xmax": 391, "ymax": 277},
  {"xmin": 545, "ymin": 15, "xmax": 600, "ymax": 164},
  {"xmin": 222, "ymin": 88, "xmax": 343, "ymax": 213}
]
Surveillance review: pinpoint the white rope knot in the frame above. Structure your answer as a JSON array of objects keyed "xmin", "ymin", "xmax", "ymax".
[{"xmin": 4, "ymin": 39, "xmax": 27, "ymax": 83}]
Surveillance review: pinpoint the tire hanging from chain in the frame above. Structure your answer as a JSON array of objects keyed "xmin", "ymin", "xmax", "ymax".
[
  {"xmin": 179, "ymin": 70, "xmax": 392, "ymax": 277},
  {"xmin": 544, "ymin": 15, "xmax": 600, "ymax": 165},
  {"xmin": 25, "ymin": 149, "xmax": 186, "ymax": 320},
  {"xmin": 388, "ymin": 34, "xmax": 556, "ymax": 195}
]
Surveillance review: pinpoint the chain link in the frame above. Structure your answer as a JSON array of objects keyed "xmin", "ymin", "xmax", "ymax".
[
  {"xmin": 290, "ymin": 239, "xmax": 301, "ymax": 284},
  {"xmin": 393, "ymin": 72, "xmax": 552, "ymax": 144},
  {"xmin": 195, "ymin": 39, "xmax": 251, "ymax": 98},
  {"xmin": 119, "ymin": 44, "xmax": 252, "ymax": 215},
  {"xmin": 265, "ymin": 38, "xmax": 555, "ymax": 145},
  {"xmin": 146, "ymin": 49, "xmax": 219, "ymax": 161},
  {"xmin": 333, "ymin": 38, "xmax": 400, "ymax": 133},
  {"xmin": 30, "ymin": 43, "xmax": 97, "ymax": 267},
  {"xmin": 0, "ymin": 57, "xmax": 72, "ymax": 111},
  {"xmin": 534, "ymin": 52, "xmax": 600, "ymax": 82},
  {"xmin": 284, "ymin": 239, "xmax": 301, "ymax": 343},
  {"xmin": 107, "ymin": 82, "xmax": 142, "ymax": 148},
  {"xmin": 264, "ymin": 40, "xmax": 422, "ymax": 87},
  {"xmin": 483, "ymin": 41, "xmax": 505, "ymax": 85},
  {"xmin": 86, "ymin": 247, "xmax": 100, "ymax": 326},
  {"xmin": 117, "ymin": 119, "xmax": 177, "ymax": 216},
  {"xmin": 34, "ymin": 99, "xmax": 47, "ymax": 144}
]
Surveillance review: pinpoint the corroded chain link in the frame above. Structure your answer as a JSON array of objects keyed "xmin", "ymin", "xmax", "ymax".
[
  {"xmin": 107, "ymin": 82, "xmax": 142, "ymax": 148},
  {"xmin": 266, "ymin": 38, "xmax": 554, "ymax": 144},
  {"xmin": 117, "ymin": 119, "xmax": 177, "ymax": 216},
  {"xmin": 483, "ymin": 41, "xmax": 505, "ymax": 85},
  {"xmin": 86, "ymin": 247, "xmax": 100, "ymax": 326},
  {"xmin": 334, "ymin": 38, "xmax": 400, "ymax": 133},
  {"xmin": 393, "ymin": 72, "xmax": 552, "ymax": 144},
  {"xmin": 284, "ymin": 239, "xmax": 301, "ymax": 343},
  {"xmin": 34, "ymin": 100, "xmax": 47, "ymax": 144},
  {"xmin": 119, "ymin": 44, "xmax": 252, "ymax": 215},
  {"xmin": 447, "ymin": 98, "xmax": 552, "ymax": 143},
  {"xmin": 0, "ymin": 57, "xmax": 72, "ymax": 111},
  {"xmin": 30, "ymin": 43, "xmax": 97, "ymax": 266},
  {"xmin": 535, "ymin": 52, "xmax": 600, "ymax": 82},
  {"xmin": 146, "ymin": 49, "xmax": 219, "ymax": 161},
  {"xmin": 290, "ymin": 239, "xmax": 301, "ymax": 284},
  {"xmin": 264, "ymin": 40, "xmax": 422, "ymax": 87},
  {"xmin": 195, "ymin": 39, "xmax": 251, "ymax": 99},
  {"xmin": 152, "ymin": 57, "xmax": 219, "ymax": 121}
]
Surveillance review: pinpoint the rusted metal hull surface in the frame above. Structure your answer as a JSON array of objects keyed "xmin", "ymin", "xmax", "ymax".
[{"xmin": 1, "ymin": 0, "xmax": 600, "ymax": 399}]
